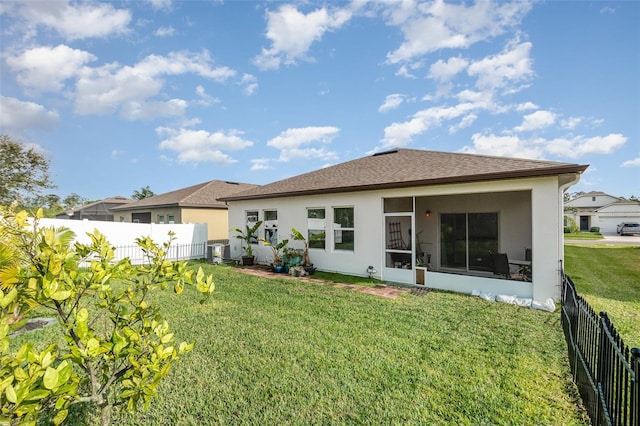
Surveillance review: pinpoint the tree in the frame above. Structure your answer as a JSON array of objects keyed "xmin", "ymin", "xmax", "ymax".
[
  {"xmin": 131, "ymin": 186, "xmax": 155, "ymax": 200},
  {"xmin": 0, "ymin": 208, "xmax": 215, "ymax": 425},
  {"xmin": 0, "ymin": 135, "xmax": 54, "ymax": 205},
  {"xmin": 63, "ymin": 193, "xmax": 87, "ymax": 210}
]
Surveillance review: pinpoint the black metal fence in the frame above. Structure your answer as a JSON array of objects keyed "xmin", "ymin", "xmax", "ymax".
[{"xmin": 561, "ymin": 273, "xmax": 639, "ymax": 426}]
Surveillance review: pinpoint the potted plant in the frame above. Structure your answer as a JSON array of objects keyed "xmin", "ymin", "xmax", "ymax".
[
  {"xmin": 231, "ymin": 221, "xmax": 262, "ymax": 266},
  {"xmin": 290, "ymin": 228, "xmax": 323, "ymax": 275},
  {"xmin": 260, "ymin": 238, "xmax": 288, "ymax": 272},
  {"xmin": 283, "ymin": 247, "xmax": 303, "ymax": 269}
]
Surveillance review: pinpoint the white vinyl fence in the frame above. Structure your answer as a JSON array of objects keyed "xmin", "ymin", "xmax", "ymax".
[{"xmin": 38, "ymin": 219, "xmax": 208, "ymax": 265}]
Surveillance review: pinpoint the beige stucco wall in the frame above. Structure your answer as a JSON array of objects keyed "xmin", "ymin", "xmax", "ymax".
[
  {"xmin": 182, "ymin": 208, "xmax": 229, "ymax": 241},
  {"xmin": 114, "ymin": 207, "xmax": 228, "ymax": 240}
]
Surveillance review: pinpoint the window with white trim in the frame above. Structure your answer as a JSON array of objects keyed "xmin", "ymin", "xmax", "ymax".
[
  {"xmin": 307, "ymin": 208, "xmax": 326, "ymax": 250},
  {"xmin": 333, "ymin": 207, "xmax": 354, "ymax": 251},
  {"xmin": 246, "ymin": 211, "xmax": 259, "ymax": 244},
  {"xmin": 263, "ymin": 210, "xmax": 278, "ymax": 245}
]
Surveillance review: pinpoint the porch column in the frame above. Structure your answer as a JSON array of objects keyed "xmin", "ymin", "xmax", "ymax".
[{"xmin": 531, "ymin": 179, "xmax": 563, "ymax": 301}]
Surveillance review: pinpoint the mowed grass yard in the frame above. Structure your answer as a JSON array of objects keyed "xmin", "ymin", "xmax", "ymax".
[
  {"xmin": 564, "ymin": 244, "xmax": 640, "ymax": 347},
  {"xmin": 87, "ymin": 263, "xmax": 588, "ymax": 425}
]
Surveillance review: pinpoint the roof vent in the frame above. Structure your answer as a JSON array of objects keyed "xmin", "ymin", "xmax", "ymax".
[
  {"xmin": 225, "ymin": 181, "xmax": 240, "ymax": 185},
  {"xmin": 372, "ymin": 149, "xmax": 399, "ymax": 157}
]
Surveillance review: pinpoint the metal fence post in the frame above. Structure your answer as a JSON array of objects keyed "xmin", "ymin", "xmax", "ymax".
[{"xmin": 632, "ymin": 347, "xmax": 639, "ymax": 426}]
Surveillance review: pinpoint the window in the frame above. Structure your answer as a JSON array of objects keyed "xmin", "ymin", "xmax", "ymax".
[
  {"xmin": 307, "ymin": 208, "xmax": 326, "ymax": 249},
  {"xmin": 246, "ymin": 211, "xmax": 259, "ymax": 244},
  {"xmin": 263, "ymin": 210, "xmax": 278, "ymax": 245},
  {"xmin": 168, "ymin": 215, "xmax": 175, "ymax": 224},
  {"xmin": 333, "ymin": 207, "xmax": 354, "ymax": 251},
  {"xmin": 158, "ymin": 214, "xmax": 165, "ymax": 224},
  {"xmin": 119, "ymin": 216, "xmax": 124, "ymax": 222},
  {"xmin": 440, "ymin": 212, "xmax": 498, "ymax": 272},
  {"xmin": 592, "ymin": 196, "xmax": 596, "ymax": 202}
]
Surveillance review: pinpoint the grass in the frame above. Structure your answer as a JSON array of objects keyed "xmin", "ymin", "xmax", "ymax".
[
  {"xmin": 564, "ymin": 244, "xmax": 640, "ymax": 347},
  {"xmin": 563, "ymin": 232, "xmax": 603, "ymax": 240},
  {"xmin": 14, "ymin": 264, "xmax": 589, "ymax": 425}
]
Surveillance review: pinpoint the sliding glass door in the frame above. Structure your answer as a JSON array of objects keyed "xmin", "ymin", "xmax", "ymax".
[{"xmin": 440, "ymin": 212, "xmax": 498, "ymax": 272}]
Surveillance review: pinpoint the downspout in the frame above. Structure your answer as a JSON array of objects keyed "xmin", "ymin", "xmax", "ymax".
[{"xmin": 557, "ymin": 173, "xmax": 582, "ymax": 295}]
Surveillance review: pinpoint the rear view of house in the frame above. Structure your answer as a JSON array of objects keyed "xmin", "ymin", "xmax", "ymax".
[{"xmin": 220, "ymin": 149, "xmax": 587, "ymax": 302}]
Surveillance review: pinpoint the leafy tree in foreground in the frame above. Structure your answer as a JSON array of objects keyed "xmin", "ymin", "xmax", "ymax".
[
  {"xmin": 0, "ymin": 208, "xmax": 215, "ymax": 425},
  {"xmin": 131, "ymin": 186, "xmax": 155, "ymax": 201},
  {"xmin": 0, "ymin": 135, "xmax": 54, "ymax": 206}
]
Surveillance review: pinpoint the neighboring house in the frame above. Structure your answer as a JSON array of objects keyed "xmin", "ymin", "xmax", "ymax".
[
  {"xmin": 55, "ymin": 196, "xmax": 133, "ymax": 221},
  {"xmin": 111, "ymin": 180, "xmax": 258, "ymax": 241},
  {"xmin": 220, "ymin": 149, "xmax": 587, "ymax": 302},
  {"xmin": 564, "ymin": 191, "xmax": 640, "ymax": 233}
]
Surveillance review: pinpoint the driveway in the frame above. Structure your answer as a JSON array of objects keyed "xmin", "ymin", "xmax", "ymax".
[{"xmin": 565, "ymin": 232, "xmax": 640, "ymax": 245}]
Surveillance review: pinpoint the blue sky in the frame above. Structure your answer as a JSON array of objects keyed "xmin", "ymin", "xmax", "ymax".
[{"xmin": 1, "ymin": 0, "xmax": 638, "ymax": 201}]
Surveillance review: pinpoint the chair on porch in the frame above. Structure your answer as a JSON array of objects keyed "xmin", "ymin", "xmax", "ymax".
[{"xmin": 490, "ymin": 252, "xmax": 511, "ymax": 279}]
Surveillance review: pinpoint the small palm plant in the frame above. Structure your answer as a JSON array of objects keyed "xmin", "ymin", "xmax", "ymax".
[{"xmin": 231, "ymin": 221, "xmax": 262, "ymax": 265}]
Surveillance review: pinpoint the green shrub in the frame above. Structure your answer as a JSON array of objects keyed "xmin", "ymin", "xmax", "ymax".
[{"xmin": 590, "ymin": 226, "xmax": 600, "ymax": 233}]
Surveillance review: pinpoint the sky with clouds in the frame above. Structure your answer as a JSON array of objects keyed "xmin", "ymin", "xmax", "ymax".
[{"xmin": 1, "ymin": 0, "xmax": 638, "ymax": 201}]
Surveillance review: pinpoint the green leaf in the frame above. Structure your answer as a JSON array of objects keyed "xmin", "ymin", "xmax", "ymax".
[
  {"xmin": 25, "ymin": 389, "xmax": 50, "ymax": 401},
  {"xmin": 51, "ymin": 290, "xmax": 72, "ymax": 301},
  {"xmin": 41, "ymin": 351, "xmax": 53, "ymax": 368},
  {"xmin": 53, "ymin": 409, "xmax": 68, "ymax": 425},
  {"xmin": 76, "ymin": 308, "xmax": 88, "ymax": 323},
  {"xmin": 5, "ymin": 384, "xmax": 17, "ymax": 403},
  {"xmin": 56, "ymin": 361, "xmax": 72, "ymax": 386},
  {"xmin": 0, "ymin": 288, "xmax": 17, "ymax": 308},
  {"xmin": 43, "ymin": 367, "xmax": 59, "ymax": 390}
]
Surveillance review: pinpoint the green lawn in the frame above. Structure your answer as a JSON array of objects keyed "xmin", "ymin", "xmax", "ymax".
[
  {"xmin": 14, "ymin": 264, "xmax": 589, "ymax": 425},
  {"xmin": 113, "ymin": 264, "xmax": 587, "ymax": 425},
  {"xmin": 564, "ymin": 244, "xmax": 640, "ymax": 347},
  {"xmin": 563, "ymin": 232, "xmax": 603, "ymax": 240}
]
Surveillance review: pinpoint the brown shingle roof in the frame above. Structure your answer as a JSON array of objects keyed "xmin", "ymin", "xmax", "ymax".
[
  {"xmin": 220, "ymin": 149, "xmax": 588, "ymax": 201},
  {"xmin": 112, "ymin": 180, "xmax": 259, "ymax": 211}
]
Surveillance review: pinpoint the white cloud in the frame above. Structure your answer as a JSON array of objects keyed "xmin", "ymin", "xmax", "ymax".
[
  {"xmin": 428, "ymin": 56, "xmax": 469, "ymax": 81},
  {"xmin": 380, "ymin": 102, "xmax": 477, "ymax": 148},
  {"xmin": 120, "ymin": 99, "xmax": 188, "ymax": 121},
  {"xmin": 561, "ymin": 117, "xmax": 583, "ymax": 129},
  {"xmin": 516, "ymin": 102, "xmax": 538, "ymax": 111},
  {"xmin": 545, "ymin": 134, "xmax": 627, "ymax": 158},
  {"xmin": 251, "ymin": 158, "xmax": 273, "ymax": 171},
  {"xmin": 156, "ymin": 127, "xmax": 253, "ymax": 164},
  {"xmin": 6, "ymin": 44, "xmax": 97, "ymax": 93},
  {"xmin": 395, "ymin": 65, "xmax": 416, "ymax": 79},
  {"xmin": 15, "ymin": 1, "xmax": 131, "ymax": 40},
  {"xmin": 460, "ymin": 132, "xmax": 627, "ymax": 160},
  {"xmin": 146, "ymin": 0, "xmax": 173, "ymax": 11},
  {"xmin": 253, "ymin": 4, "xmax": 353, "ymax": 70},
  {"xmin": 0, "ymin": 96, "xmax": 59, "ymax": 134},
  {"xmin": 514, "ymin": 110, "xmax": 556, "ymax": 132},
  {"xmin": 194, "ymin": 85, "xmax": 220, "ymax": 106},
  {"xmin": 74, "ymin": 50, "xmax": 235, "ymax": 118},
  {"xmin": 267, "ymin": 126, "xmax": 340, "ymax": 161},
  {"xmin": 448, "ymin": 113, "xmax": 477, "ymax": 133},
  {"xmin": 239, "ymin": 74, "xmax": 258, "ymax": 95},
  {"xmin": 622, "ymin": 158, "xmax": 640, "ymax": 167},
  {"xmin": 460, "ymin": 133, "xmax": 544, "ymax": 159},
  {"xmin": 155, "ymin": 26, "xmax": 176, "ymax": 37},
  {"xmin": 467, "ymin": 41, "xmax": 534, "ymax": 93},
  {"xmin": 378, "ymin": 94, "xmax": 405, "ymax": 113},
  {"xmin": 385, "ymin": 1, "xmax": 532, "ymax": 64}
]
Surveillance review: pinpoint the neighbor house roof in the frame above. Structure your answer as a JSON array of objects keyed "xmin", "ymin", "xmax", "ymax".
[
  {"xmin": 112, "ymin": 180, "xmax": 259, "ymax": 211},
  {"xmin": 220, "ymin": 149, "xmax": 588, "ymax": 201}
]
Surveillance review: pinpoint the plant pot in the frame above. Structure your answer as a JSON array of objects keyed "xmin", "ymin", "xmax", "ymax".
[
  {"xmin": 274, "ymin": 265, "xmax": 283, "ymax": 273},
  {"xmin": 303, "ymin": 265, "xmax": 316, "ymax": 275},
  {"xmin": 241, "ymin": 256, "xmax": 255, "ymax": 266}
]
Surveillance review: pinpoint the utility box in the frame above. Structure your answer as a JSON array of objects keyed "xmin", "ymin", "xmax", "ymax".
[{"xmin": 208, "ymin": 243, "xmax": 230, "ymax": 264}]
